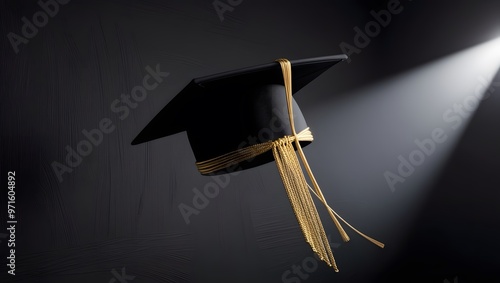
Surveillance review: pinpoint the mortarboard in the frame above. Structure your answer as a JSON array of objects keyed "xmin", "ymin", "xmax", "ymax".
[{"xmin": 132, "ymin": 55, "xmax": 384, "ymax": 271}]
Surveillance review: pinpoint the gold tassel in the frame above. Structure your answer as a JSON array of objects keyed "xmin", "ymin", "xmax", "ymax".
[{"xmin": 272, "ymin": 136, "xmax": 339, "ymax": 271}]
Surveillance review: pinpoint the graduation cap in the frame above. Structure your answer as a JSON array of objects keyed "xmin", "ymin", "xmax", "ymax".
[{"xmin": 132, "ymin": 55, "xmax": 384, "ymax": 271}]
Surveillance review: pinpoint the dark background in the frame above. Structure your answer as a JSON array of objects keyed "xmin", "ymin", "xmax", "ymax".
[{"xmin": 1, "ymin": 0, "xmax": 500, "ymax": 282}]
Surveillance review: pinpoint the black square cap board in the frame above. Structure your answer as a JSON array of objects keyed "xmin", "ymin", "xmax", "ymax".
[
  {"xmin": 131, "ymin": 55, "xmax": 385, "ymax": 271},
  {"xmin": 131, "ymin": 54, "xmax": 348, "ymax": 175}
]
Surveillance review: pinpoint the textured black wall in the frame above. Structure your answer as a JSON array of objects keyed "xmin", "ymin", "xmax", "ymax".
[{"xmin": 1, "ymin": 0, "xmax": 500, "ymax": 282}]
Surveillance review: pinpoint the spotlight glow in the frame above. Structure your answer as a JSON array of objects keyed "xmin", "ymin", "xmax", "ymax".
[{"xmin": 302, "ymin": 37, "xmax": 500, "ymax": 272}]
